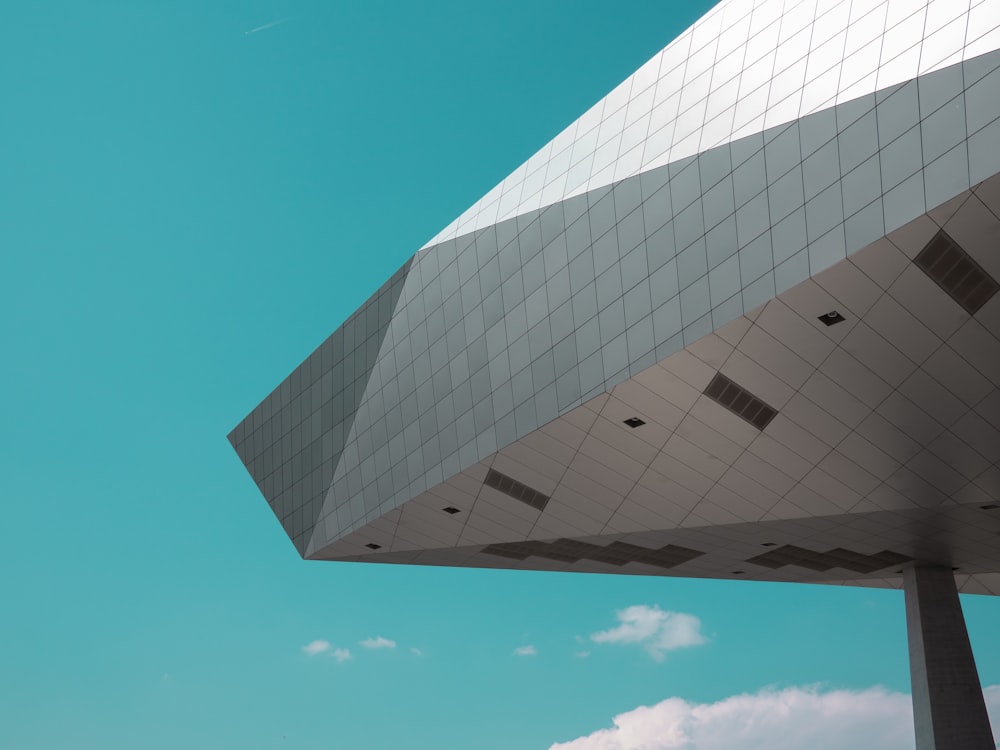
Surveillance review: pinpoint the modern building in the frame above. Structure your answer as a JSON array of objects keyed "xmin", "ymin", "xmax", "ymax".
[{"xmin": 230, "ymin": 1, "xmax": 1000, "ymax": 747}]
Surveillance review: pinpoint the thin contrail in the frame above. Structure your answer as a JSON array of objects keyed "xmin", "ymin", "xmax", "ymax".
[{"xmin": 245, "ymin": 17, "xmax": 290, "ymax": 35}]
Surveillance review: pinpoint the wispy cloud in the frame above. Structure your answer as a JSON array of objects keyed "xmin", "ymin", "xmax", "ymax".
[
  {"xmin": 410, "ymin": 647, "xmax": 423, "ymax": 656},
  {"xmin": 550, "ymin": 685, "xmax": 1000, "ymax": 750},
  {"xmin": 574, "ymin": 651, "xmax": 591, "ymax": 659},
  {"xmin": 302, "ymin": 640, "xmax": 351, "ymax": 662},
  {"xmin": 360, "ymin": 636, "xmax": 396, "ymax": 649},
  {"xmin": 513, "ymin": 645, "xmax": 537, "ymax": 656},
  {"xmin": 302, "ymin": 639, "xmax": 331, "ymax": 657},
  {"xmin": 245, "ymin": 17, "xmax": 290, "ymax": 35},
  {"xmin": 590, "ymin": 605, "xmax": 706, "ymax": 661}
]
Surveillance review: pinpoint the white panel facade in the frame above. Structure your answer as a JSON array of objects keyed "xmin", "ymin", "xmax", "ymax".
[
  {"xmin": 425, "ymin": 0, "xmax": 1000, "ymax": 250},
  {"xmin": 229, "ymin": 0, "xmax": 1000, "ymax": 595}
]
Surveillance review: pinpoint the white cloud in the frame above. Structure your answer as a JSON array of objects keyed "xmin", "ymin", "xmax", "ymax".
[
  {"xmin": 549, "ymin": 685, "xmax": 1000, "ymax": 750},
  {"xmin": 410, "ymin": 647, "xmax": 423, "ymax": 656},
  {"xmin": 514, "ymin": 645, "xmax": 537, "ymax": 656},
  {"xmin": 590, "ymin": 605, "xmax": 706, "ymax": 661},
  {"xmin": 331, "ymin": 648, "xmax": 351, "ymax": 663},
  {"xmin": 360, "ymin": 636, "xmax": 396, "ymax": 649},
  {"xmin": 575, "ymin": 651, "xmax": 592, "ymax": 659},
  {"xmin": 302, "ymin": 639, "xmax": 331, "ymax": 657}
]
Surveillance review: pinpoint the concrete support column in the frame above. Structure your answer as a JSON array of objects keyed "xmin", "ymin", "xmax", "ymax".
[{"xmin": 903, "ymin": 566, "xmax": 994, "ymax": 750}]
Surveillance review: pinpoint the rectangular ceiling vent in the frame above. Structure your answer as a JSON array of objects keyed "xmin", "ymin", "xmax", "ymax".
[
  {"xmin": 915, "ymin": 230, "xmax": 998, "ymax": 315},
  {"xmin": 703, "ymin": 373, "xmax": 777, "ymax": 430},
  {"xmin": 482, "ymin": 539, "xmax": 703, "ymax": 569},
  {"xmin": 484, "ymin": 468, "xmax": 550, "ymax": 511},
  {"xmin": 746, "ymin": 544, "xmax": 910, "ymax": 574}
]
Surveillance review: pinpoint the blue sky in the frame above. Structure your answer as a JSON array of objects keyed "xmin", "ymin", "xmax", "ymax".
[{"xmin": 1, "ymin": 2, "xmax": 997, "ymax": 749}]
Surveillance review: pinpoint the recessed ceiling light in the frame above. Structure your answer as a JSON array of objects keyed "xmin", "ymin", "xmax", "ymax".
[
  {"xmin": 365, "ymin": 543, "xmax": 382, "ymax": 550},
  {"xmin": 818, "ymin": 310, "xmax": 845, "ymax": 326},
  {"xmin": 623, "ymin": 417, "xmax": 646, "ymax": 428},
  {"xmin": 443, "ymin": 506, "xmax": 461, "ymax": 514}
]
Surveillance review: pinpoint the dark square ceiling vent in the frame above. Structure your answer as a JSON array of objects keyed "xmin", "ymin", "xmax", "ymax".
[
  {"xmin": 818, "ymin": 310, "xmax": 845, "ymax": 326},
  {"xmin": 703, "ymin": 373, "xmax": 778, "ymax": 430},
  {"xmin": 365, "ymin": 543, "xmax": 382, "ymax": 550},
  {"xmin": 915, "ymin": 230, "xmax": 998, "ymax": 314},
  {"xmin": 442, "ymin": 506, "xmax": 461, "ymax": 514},
  {"xmin": 623, "ymin": 417, "xmax": 646, "ymax": 428}
]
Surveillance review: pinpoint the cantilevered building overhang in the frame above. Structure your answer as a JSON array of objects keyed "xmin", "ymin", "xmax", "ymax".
[
  {"xmin": 230, "ymin": 2, "xmax": 1000, "ymax": 745},
  {"xmin": 231, "ymin": 0, "xmax": 1000, "ymax": 589}
]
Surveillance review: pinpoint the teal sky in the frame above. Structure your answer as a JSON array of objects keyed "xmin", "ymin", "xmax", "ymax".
[{"xmin": 1, "ymin": 3, "xmax": 997, "ymax": 749}]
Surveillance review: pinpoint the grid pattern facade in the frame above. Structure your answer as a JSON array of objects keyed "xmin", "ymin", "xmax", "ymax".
[
  {"xmin": 426, "ymin": 0, "xmax": 1000, "ymax": 251},
  {"xmin": 229, "ymin": 260, "xmax": 411, "ymax": 554},
  {"xmin": 228, "ymin": 0, "xmax": 1000, "ymax": 585},
  {"xmin": 303, "ymin": 49, "xmax": 1000, "ymax": 556}
]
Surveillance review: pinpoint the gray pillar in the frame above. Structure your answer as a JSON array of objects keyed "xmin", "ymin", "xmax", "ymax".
[{"xmin": 903, "ymin": 566, "xmax": 994, "ymax": 750}]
